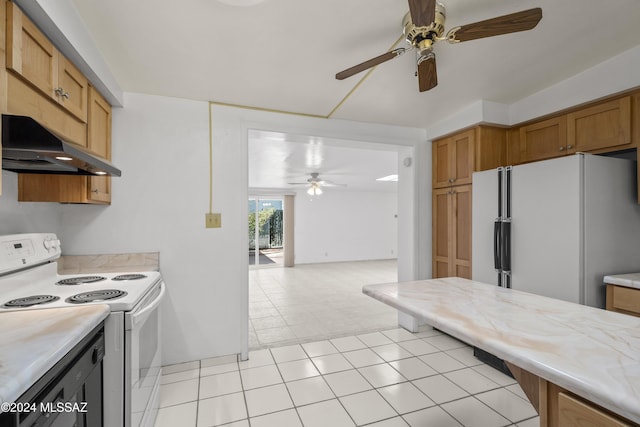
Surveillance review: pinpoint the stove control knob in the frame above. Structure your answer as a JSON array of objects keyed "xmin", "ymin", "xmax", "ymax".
[{"xmin": 43, "ymin": 239, "xmax": 53, "ymax": 250}]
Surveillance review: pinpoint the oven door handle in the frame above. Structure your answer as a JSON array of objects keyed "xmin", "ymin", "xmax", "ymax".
[{"xmin": 129, "ymin": 282, "xmax": 165, "ymax": 328}]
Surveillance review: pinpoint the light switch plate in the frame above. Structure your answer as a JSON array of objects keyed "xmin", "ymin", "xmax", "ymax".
[{"xmin": 205, "ymin": 213, "xmax": 222, "ymax": 228}]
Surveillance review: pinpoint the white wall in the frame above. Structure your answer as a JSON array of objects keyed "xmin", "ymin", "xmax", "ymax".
[
  {"xmin": 0, "ymin": 171, "xmax": 62, "ymax": 234},
  {"xmin": 29, "ymin": 93, "xmax": 425, "ymax": 365},
  {"xmin": 426, "ymin": 45, "xmax": 640, "ymax": 140},
  {"xmin": 294, "ymin": 190, "xmax": 397, "ymax": 264},
  {"xmin": 56, "ymin": 93, "xmax": 248, "ymax": 365}
]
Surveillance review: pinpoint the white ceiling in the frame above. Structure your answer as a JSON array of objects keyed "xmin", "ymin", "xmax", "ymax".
[
  {"xmin": 70, "ymin": 0, "xmax": 640, "ymax": 129},
  {"xmin": 64, "ymin": 0, "xmax": 640, "ymax": 192},
  {"xmin": 248, "ymin": 130, "xmax": 399, "ymax": 193}
]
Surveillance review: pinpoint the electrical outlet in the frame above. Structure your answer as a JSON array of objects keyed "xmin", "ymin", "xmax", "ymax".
[{"xmin": 205, "ymin": 213, "xmax": 222, "ymax": 228}]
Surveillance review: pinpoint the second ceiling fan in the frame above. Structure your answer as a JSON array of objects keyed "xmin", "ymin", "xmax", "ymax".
[{"xmin": 335, "ymin": 0, "xmax": 542, "ymax": 92}]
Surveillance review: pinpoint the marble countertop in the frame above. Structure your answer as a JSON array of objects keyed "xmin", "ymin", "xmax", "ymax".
[
  {"xmin": 0, "ymin": 305, "xmax": 110, "ymax": 411},
  {"xmin": 604, "ymin": 273, "xmax": 640, "ymax": 290},
  {"xmin": 363, "ymin": 278, "xmax": 640, "ymax": 424}
]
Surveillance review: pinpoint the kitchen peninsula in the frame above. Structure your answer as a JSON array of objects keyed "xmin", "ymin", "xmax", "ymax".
[{"xmin": 363, "ymin": 278, "xmax": 640, "ymax": 427}]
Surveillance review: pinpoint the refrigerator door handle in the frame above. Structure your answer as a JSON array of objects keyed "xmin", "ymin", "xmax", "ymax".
[
  {"xmin": 497, "ymin": 168, "xmax": 504, "ymax": 218},
  {"xmin": 494, "ymin": 219, "xmax": 502, "ymax": 271},
  {"xmin": 501, "ymin": 221, "xmax": 511, "ymax": 273}
]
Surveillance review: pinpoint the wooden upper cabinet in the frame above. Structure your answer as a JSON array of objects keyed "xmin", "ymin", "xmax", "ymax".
[
  {"xmin": 567, "ymin": 96, "xmax": 632, "ymax": 153},
  {"xmin": 433, "ymin": 129, "xmax": 474, "ymax": 188},
  {"xmin": 515, "ymin": 95, "xmax": 634, "ymax": 165},
  {"xmin": 6, "ymin": 2, "xmax": 88, "ymax": 123},
  {"xmin": 16, "ymin": 86, "xmax": 114, "ymax": 205},
  {"xmin": 88, "ymin": 86, "xmax": 111, "ymax": 158},
  {"xmin": 87, "ymin": 86, "xmax": 112, "ymax": 203},
  {"xmin": 506, "ymin": 127, "xmax": 521, "ymax": 166},
  {"xmin": 518, "ymin": 116, "xmax": 567, "ymax": 163},
  {"xmin": 6, "ymin": 2, "xmax": 55, "ymax": 98},
  {"xmin": 57, "ymin": 57, "xmax": 88, "ymax": 123},
  {"xmin": 433, "ymin": 126, "xmax": 507, "ymax": 188},
  {"xmin": 475, "ymin": 126, "xmax": 507, "ymax": 171}
]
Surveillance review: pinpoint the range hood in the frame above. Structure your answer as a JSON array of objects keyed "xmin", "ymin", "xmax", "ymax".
[{"xmin": 1, "ymin": 115, "xmax": 121, "ymax": 176}]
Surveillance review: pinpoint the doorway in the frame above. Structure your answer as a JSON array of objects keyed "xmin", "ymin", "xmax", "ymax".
[{"xmin": 248, "ymin": 198, "xmax": 284, "ymax": 266}]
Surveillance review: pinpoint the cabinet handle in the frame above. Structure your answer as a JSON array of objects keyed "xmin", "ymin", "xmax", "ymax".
[
  {"xmin": 559, "ymin": 146, "xmax": 565, "ymax": 151},
  {"xmin": 448, "ymin": 178, "xmax": 454, "ymax": 183},
  {"xmin": 567, "ymin": 145, "xmax": 574, "ymax": 149},
  {"xmin": 55, "ymin": 87, "xmax": 70, "ymax": 99},
  {"xmin": 91, "ymin": 189, "xmax": 99, "ymax": 193}
]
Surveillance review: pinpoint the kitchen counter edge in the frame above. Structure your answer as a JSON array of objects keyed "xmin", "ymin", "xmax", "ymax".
[
  {"xmin": 0, "ymin": 305, "xmax": 110, "ymax": 411},
  {"xmin": 363, "ymin": 277, "xmax": 640, "ymax": 424}
]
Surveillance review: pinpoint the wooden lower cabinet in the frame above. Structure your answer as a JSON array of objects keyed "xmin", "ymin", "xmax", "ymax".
[
  {"xmin": 432, "ymin": 185, "xmax": 471, "ymax": 279},
  {"xmin": 606, "ymin": 285, "xmax": 640, "ymax": 317},
  {"xmin": 540, "ymin": 380, "xmax": 638, "ymax": 427},
  {"xmin": 507, "ymin": 362, "xmax": 639, "ymax": 427}
]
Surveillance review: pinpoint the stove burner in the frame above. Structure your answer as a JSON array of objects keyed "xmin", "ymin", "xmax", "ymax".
[
  {"xmin": 112, "ymin": 274, "xmax": 147, "ymax": 281},
  {"xmin": 3, "ymin": 295, "xmax": 60, "ymax": 308},
  {"xmin": 57, "ymin": 276, "xmax": 106, "ymax": 286},
  {"xmin": 66, "ymin": 289, "xmax": 128, "ymax": 304}
]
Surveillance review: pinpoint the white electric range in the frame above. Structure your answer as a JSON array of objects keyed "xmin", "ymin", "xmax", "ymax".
[{"xmin": 0, "ymin": 233, "xmax": 165, "ymax": 427}]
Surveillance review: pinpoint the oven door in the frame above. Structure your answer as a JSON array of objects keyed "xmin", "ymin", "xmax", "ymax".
[{"xmin": 124, "ymin": 281, "xmax": 165, "ymax": 427}]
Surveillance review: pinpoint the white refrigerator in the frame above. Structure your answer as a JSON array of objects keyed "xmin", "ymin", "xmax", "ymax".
[{"xmin": 472, "ymin": 153, "xmax": 640, "ymax": 308}]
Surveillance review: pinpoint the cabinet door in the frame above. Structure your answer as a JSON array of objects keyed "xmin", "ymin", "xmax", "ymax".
[
  {"xmin": 567, "ymin": 96, "xmax": 632, "ymax": 153},
  {"xmin": 451, "ymin": 130, "xmax": 474, "ymax": 186},
  {"xmin": 432, "ymin": 129, "xmax": 474, "ymax": 188},
  {"xmin": 519, "ymin": 116, "xmax": 567, "ymax": 163},
  {"xmin": 433, "ymin": 139, "xmax": 453, "ymax": 188},
  {"xmin": 87, "ymin": 87, "xmax": 111, "ymax": 158},
  {"xmin": 557, "ymin": 392, "xmax": 631, "ymax": 427},
  {"xmin": 452, "ymin": 185, "xmax": 472, "ymax": 279},
  {"xmin": 506, "ymin": 127, "xmax": 521, "ymax": 166},
  {"xmin": 606, "ymin": 285, "xmax": 640, "ymax": 317},
  {"xmin": 475, "ymin": 126, "xmax": 507, "ymax": 172},
  {"xmin": 87, "ymin": 87, "xmax": 112, "ymax": 204},
  {"xmin": 6, "ymin": 2, "xmax": 56, "ymax": 99},
  {"xmin": 432, "ymin": 187, "xmax": 452, "ymax": 277},
  {"xmin": 432, "ymin": 185, "xmax": 472, "ymax": 279},
  {"xmin": 57, "ymin": 57, "xmax": 88, "ymax": 123}
]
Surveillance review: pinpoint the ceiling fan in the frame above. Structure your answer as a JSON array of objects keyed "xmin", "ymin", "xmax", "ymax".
[
  {"xmin": 335, "ymin": 0, "xmax": 542, "ymax": 92},
  {"xmin": 288, "ymin": 172, "xmax": 347, "ymax": 196}
]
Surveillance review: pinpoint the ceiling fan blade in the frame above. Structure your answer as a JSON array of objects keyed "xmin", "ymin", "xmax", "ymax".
[
  {"xmin": 319, "ymin": 180, "xmax": 347, "ymax": 187},
  {"xmin": 336, "ymin": 48, "xmax": 406, "ymax": 80},
  {"xmin": 447, "ymin": 8, "xmax": 542, "ymax": 43},
  {"xmin": 417, "ymin": 54, "xmax": 437, "ymax": 92},
  {"xmin": 408, "ymin": 0, "xmax": 436, "ymax": 27}
]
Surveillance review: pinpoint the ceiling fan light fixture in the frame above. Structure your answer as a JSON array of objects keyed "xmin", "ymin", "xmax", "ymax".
[{"xmin": 307, "ymin": 185, "xmax": 323, "ymax": 196}]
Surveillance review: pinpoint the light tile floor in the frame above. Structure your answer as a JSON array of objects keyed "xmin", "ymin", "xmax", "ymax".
[
  {"xmin": 248, "ymin": 260, "xmax": 400, "ymax": 349},
  {"xmin": 155, "ymin": 327, "xmax": 539, "ymax": 427},
  {"xmin": 155, "ymin": 261, "xmax": 539, "ymax": 426}
]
